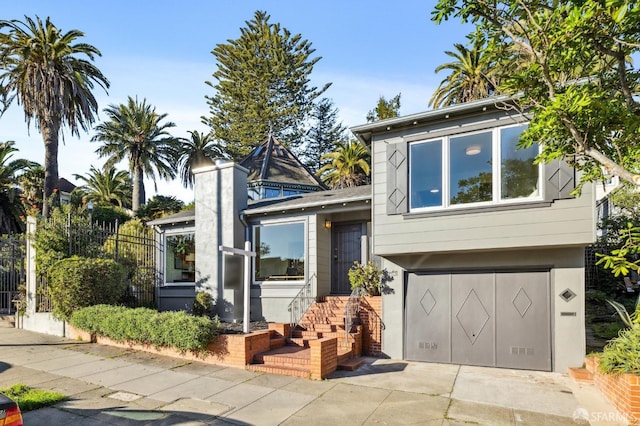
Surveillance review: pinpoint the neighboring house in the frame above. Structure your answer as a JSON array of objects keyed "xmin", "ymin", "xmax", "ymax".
[
  {"xmin": 239, "ymin": 133, "xmax": 326, "ymax": 200},
  {"xmin": 151, "ymin": 97, "xmax": 596, "ymax": 373},
  {"xmin": 58, "ymin": 177, "xmax": 76, "ymax": 205}
]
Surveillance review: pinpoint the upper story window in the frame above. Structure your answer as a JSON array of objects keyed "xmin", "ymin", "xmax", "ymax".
[
  {"xmin": 409, "ymin": 124, "xmax": 540, "ymax": 211},
  {"xmin": 253, "ymin": 221, "xmax": 305, "ymax": 283}
]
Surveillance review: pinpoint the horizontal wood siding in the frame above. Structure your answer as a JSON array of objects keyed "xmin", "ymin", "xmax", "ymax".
[{"xmin": 372, "ymin": 133, "xmax": 595, "ymax": 256}]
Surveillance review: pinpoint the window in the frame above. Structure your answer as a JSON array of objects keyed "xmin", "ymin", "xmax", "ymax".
[
  {"xmin": 264, "ymin": 188, "xmax": 281, "ymax": 198},
  {"xmin": 410, "ymin": 140, "xmax": 442, "ymax": 209},
  {"xmin": 500, "ymin": 126, "xmax": 539, "ymax": 200},
  {"xmin": 450, "ymin": 132, "xmax": 493, "ymax": 205},
  {"xmin": 254, "ymin": 222, "xmax": 305, "ymax": 282},
  {"xmin": 165, "ymin": 233, "xmax": 195, "ymax": 283},
  {"xmin": 409, "ymin": 124, "xmax": 540, "ymax": 211}
]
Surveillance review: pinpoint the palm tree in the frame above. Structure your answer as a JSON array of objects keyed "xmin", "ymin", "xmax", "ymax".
[
  {"xmin": 318, "ymin": 140, "xmax": 370, "ymax": 189},
  {"xmin": 91, "ymin": 97, "xmax": 180, "ymax": 212},
  {"xmin": 0, "ymin": 16, "xmax": 109, "ymax": 216},
  {"xmin": 0, "ymin": 141, "xmax": 38, "ymax": 233},
  {"xmin": 429, "ymin": 40, "xmax": 496, "ymax": 109},
  {"xmin": 176, "ymin": 130, "xmax": 223, "ymax": 188},
  {"xmin": 73, "ymin": 165, "xmax": 132, "ymax": 209}
]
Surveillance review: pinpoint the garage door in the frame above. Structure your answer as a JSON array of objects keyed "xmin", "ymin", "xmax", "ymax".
[{"xmin": 405, "ymin": 271, "xmax": 551, "ymax": 371}]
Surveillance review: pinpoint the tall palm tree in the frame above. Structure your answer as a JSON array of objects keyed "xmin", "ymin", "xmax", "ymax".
[
  {"xmin": 0, "ymin": 141, "xmax": 38, "ymax": 233},
  {"xmin": 73, "ymin": 165, "xmax": 132, "ymax": 209},
  {"xmin": 0, "ymin": 16, "xmax": 109, "ymax": 216},
  {"xmin": 176, "ymin": 130, "xmax": 223, "ymax": 188},
  {"xmin": 318, "ymin": 140, "xmax": 370, "ymax": 189},
  {"xmin": 429, "ymin": 40, "xmax": 496, "ymax": 109},
  {"xmin": 92, "ymin": 97, "xmax": 179, "ymax": 212}
]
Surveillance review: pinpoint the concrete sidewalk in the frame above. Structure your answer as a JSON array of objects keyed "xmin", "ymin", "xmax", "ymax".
[{"xmin": 0, "ymin": 328, "xmax": 625, "ymax": 425}]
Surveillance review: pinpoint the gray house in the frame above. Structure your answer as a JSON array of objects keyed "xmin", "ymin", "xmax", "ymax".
[
  {"xmin": 151, "ymin": 96, "xmax": 595, "ymax": 373},
  {"xmin": 150, "ymin": 138, "xmax": 371, "ymax": 322}
]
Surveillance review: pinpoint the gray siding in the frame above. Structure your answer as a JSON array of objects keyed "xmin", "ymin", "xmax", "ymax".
[{"xmin": 372, "ymin": 132, "xmax": 595, "ymax": 256}]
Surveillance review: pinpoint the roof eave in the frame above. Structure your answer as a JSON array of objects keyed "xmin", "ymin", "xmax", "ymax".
[
  {"xmin": 350, "ymin": 96, "xmax": 514, "ymax": 145},
  {"xmin": 245, "ymin": 193, "xmax": 371, "ymax": 216}
]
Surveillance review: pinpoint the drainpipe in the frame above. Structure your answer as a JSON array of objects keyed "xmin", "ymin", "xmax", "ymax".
[
  {"xmin": 239, "ymin": 212, "xmax": 250, "ymax": 330},
  {"xmin": 239, "ymin": 212, "xmax": 249, "ymax": 241}
]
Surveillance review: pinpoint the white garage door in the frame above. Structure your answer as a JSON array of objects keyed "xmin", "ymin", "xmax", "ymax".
[{"xmin": 405, "ymin": 271, "xmax": 551, "ymax": 371}]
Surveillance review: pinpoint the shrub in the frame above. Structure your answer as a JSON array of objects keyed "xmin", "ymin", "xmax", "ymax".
[
  {"xmin": 48, "ymin": 256, "xmax": 126, "ymax": 320},
  {"xmin": 103, "ymin": 219, "xmax": 156, "ymax": 299},
  {"xmin": 90, "ymin": 203, "xmax": 131, "ymax": 227},
  {"xmin": 348, "ymin": 261, "xmax": 384, "ymax": 296},
  {"xmin": 598, "ymin": 326, "xmax": 640, "ymax": 375},
  {"xmin": 69, "ymin": 305, "xmax": 221, "ymax": 353},
  {"xmin": 34, "ymin": 205, "xmax": 104, "ymax": 276},
  {"xmin": 193, "ymin": 291, "xmax": 212, "ymax": 316}
]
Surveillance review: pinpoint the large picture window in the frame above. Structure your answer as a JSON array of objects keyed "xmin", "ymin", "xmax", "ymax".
[
  {"xmin": 450, "ymin": 132, "xmax": 493, "ymax": 205},
  {"xmin": 409, "ymin": 124, "xmax": 540, "ymax": 211},
  {"xmin": 254, "ymin": 222, "xmax": 305, "ymax": 282},
  {"xmin": 165, "ymin": 232, "xmax": 195, "ymax": 283}
]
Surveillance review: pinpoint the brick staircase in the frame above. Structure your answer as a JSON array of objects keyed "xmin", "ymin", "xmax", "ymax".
[{"xmin": 247, "ymin": 296, "xmax": 364, "ymax": 378}]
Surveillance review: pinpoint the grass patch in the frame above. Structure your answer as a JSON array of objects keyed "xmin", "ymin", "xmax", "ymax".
[{"xmin": 0, "ymin": 384, "xmax": 66, "ymax": 412}]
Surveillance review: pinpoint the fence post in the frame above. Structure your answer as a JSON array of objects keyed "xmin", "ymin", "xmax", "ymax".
[
  {"xmin": 114, "ymin": 219, "xmax": 119, "ymax": 262},
  {"xmin": 67, "ymin": 211, "xmax": 72, "ymax": 256},
  {"xmin": 25, "ymin": 217, "xmax": 37, "ymax": 316}
]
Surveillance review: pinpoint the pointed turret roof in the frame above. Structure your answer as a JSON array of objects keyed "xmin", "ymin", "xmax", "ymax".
[{"xmin": 239, "ymin": 134, "xmax": 326, "ymax": 193}]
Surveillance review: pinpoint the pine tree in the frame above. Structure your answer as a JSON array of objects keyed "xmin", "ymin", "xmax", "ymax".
[
  {"xmin": 304, "ymin": 98, "xmax": 348, "ymax": 173},
  {"xmin": 366, "ymin": 93, "xmax": 401, "ymax": 122},
  {"xmin": 204, "ymin": 10, "xmax": 330, "ymax": 160}
]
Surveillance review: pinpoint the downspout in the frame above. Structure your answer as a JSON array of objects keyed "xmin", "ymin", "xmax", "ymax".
[
  {"xmin": 239, "ymin": 212, "xmax": 249, "ymax": 242},
  {"xmin": 239, "ymin": 211, "xmax": 251, "ymax": 330}
]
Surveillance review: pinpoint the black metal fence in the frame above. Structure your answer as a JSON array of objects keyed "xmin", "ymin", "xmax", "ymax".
[
  {"xmin": 36, "ymin": 216, "xmax": 158, "ymax": 312},
  {"xmin": 0, "ymin": 235, "xmax": 25, "ymax": 314}
]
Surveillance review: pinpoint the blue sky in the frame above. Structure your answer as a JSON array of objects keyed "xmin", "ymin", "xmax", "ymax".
[{"xmin": 1, "ymin": 1, "xmax": 472, "ymax": 202}]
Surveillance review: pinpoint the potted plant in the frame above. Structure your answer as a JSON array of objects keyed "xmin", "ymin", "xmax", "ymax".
[{"xmin": 348, "ymin": 261, "xmax": 384, "ymax": 296}]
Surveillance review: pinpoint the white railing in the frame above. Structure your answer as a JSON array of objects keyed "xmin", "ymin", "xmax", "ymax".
[
  {"xmin": 287, "ymin": 274, "xmax": 316, "ymax": 335},
  {"xmin": 344, "ymin": 286, "xmax": 362, "ymax": 342}
]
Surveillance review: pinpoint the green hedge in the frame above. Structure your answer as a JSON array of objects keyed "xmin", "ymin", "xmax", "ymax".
[
  {"xmin": 48, "ymin": 256, "xmax": 126, "ymax": 320},
  {"xmin": 69, "ymin": 305, "xmax": 220, "ymax": 353}
]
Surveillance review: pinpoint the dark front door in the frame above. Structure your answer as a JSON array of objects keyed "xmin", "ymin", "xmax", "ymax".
[{"xmin": 331, "ymin": 223, "xmax": 363, "ymax": 294}]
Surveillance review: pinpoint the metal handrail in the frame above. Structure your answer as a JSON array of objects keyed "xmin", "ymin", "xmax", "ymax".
[
  {"xmin": 287, "ymin": 273, "xmax": 316, "ymax": 335},
  {"xmin": 343, "ymin": 286, "xmax": 362, "ymax": 342}
]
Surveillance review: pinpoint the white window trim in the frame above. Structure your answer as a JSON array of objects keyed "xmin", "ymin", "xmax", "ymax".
[
  {"xmin": 409, "ymin": 124, "xmax": 543, "ymax": 213},
  {"xmin": 252, "ymin": 218, "xmax": 308, "ymax": 286},
  {"xmin": 163, "ymin": 229, "xmax": 196, "ymax": 287}
]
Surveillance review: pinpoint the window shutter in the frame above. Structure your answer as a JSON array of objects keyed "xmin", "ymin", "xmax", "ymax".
[
  {"xmin": 386, "ymin": 142, "xmax": 408, "ymax": 214},
  {"xmin": 544, "ymin": 159, "xmax": 576, "ymax": 201}
]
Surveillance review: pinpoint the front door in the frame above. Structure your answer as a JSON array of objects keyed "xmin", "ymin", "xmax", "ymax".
[{"xmin": 331, "ymin": 223, "xmax": 363, "ymax": 294}]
